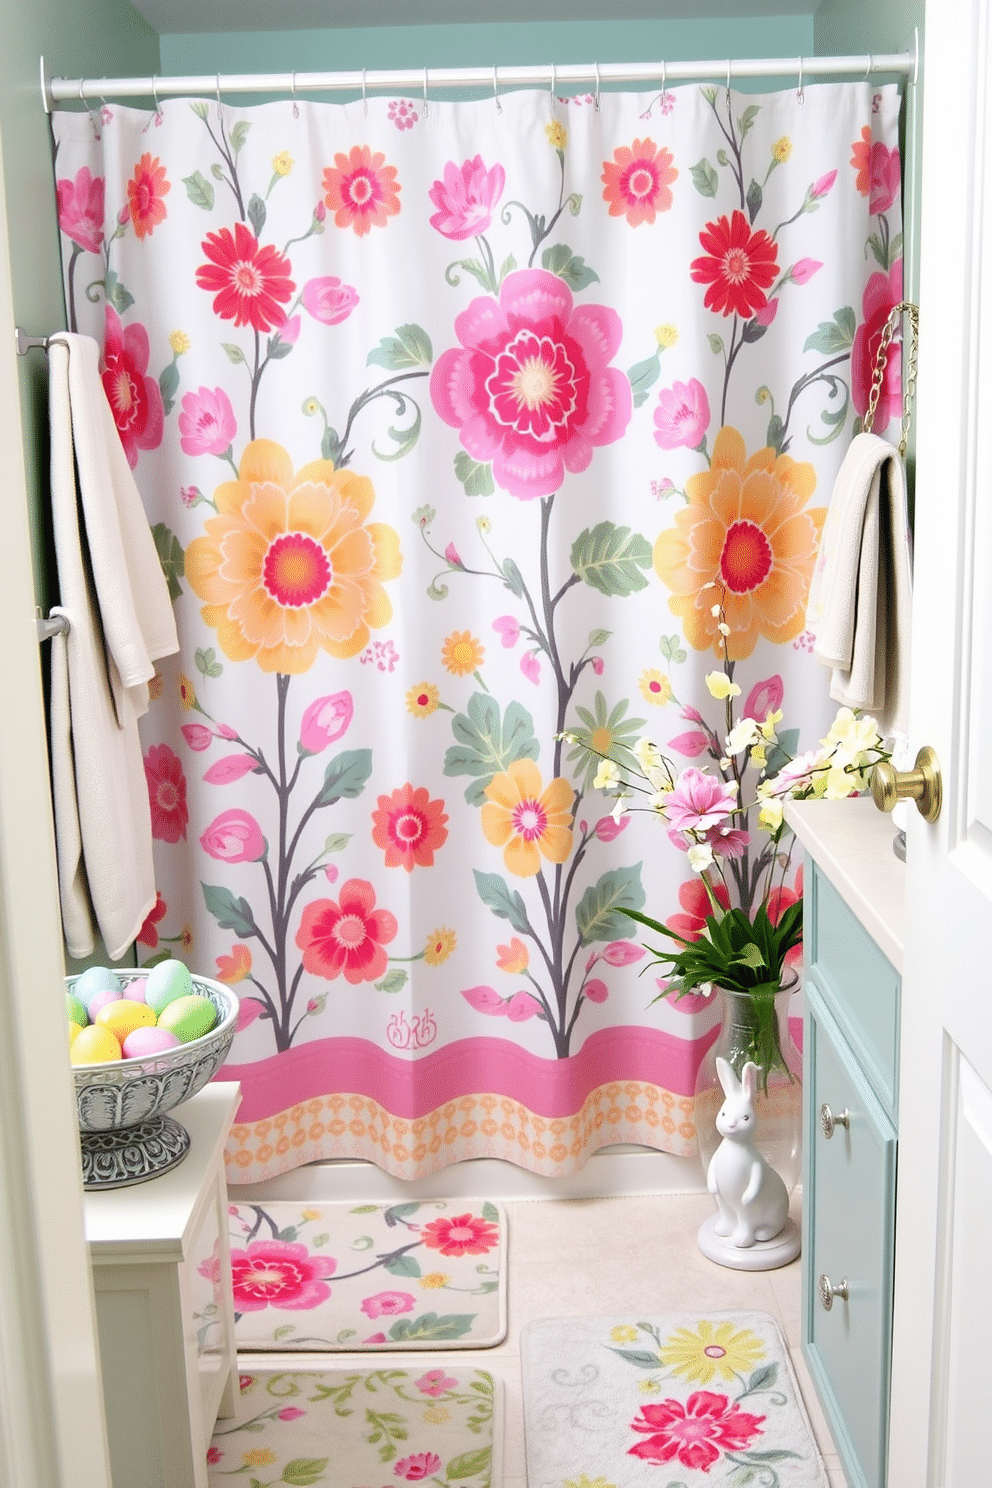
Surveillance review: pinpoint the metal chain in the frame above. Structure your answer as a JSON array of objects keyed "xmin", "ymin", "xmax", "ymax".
[{"xmin": 864, "ymin": 299, "xmax": 920, "ymax": 458}]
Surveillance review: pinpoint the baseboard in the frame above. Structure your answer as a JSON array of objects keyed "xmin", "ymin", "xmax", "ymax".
[{"xmin": 229, "ymin": 1144, "xmax": 708, "ymax": 1203}]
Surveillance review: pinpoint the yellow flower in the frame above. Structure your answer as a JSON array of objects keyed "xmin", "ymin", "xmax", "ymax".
[
  {"xmin": 300, "ymin": 1208, "xmax": 322, "ymax": 1221},
  {"xmin": 760, "ymin": 708, "xmax": 783, "ymax": 741},
  {"xmin": 655, "ymin": 323, "xmax": 679, "ymax": 348},
  {"xmin": 546, "ymin": 119, "xmax": 568, "ymax": 151},
  {"xmin": 178, "ymin": 673, "xmax": 198, "ymax": 710},
  {"xmin": 185, "ymin": 440, "xmax": 402, "ymax": 674},
  {"xmin": 610, "ymin": 1323, "xmax": 639, "ymax": 1343},
  {"xmin": 423, "ymin": 928, "xmax": 456, "ymax": 966},
  {"xmin": 406, "ymin": 682, "xmax": 440, "ymax": 717},
  {"xmin": 639, "ymin": 668, "xmax": 672, "ymax": 706},
  {"xmin": 481, "ymin": 759, "xmax": 574, "ymax": 878},
  {"xmin": 303, "ymin": 397, "xmax": 321, "ymax": 416},
  {"xmin": 168, "ymin": 330, "xmax": 190, "ymax": 355},
  {"xmin": 423, "ymin": 1405, "xmax": 450, "ymax": 1424},
  {"xmin": 179, "ymin": 924, "xmax": 193, "ymax": 950},
  {"xmin": 638, "ymin": 1378, "xmax": 661, "ymax": 1393},
  {"xmin": 272, "ymin": 150, "xmax": 294, "ymax": 176},
  {"xmin": 563, "ymin": 1476, "xmax": 619, "ymax": 1488},
  {"xmin": 442, "ymin": 630, "xmax": 485, "ymax": 676},
  {"xmin": 659, "ymin": 1320, "xmax": 766, "ymax": 1384},
  {"xmin": 242, "ymin": 1448, "xmax": 278, "ymax": 1467},
  {"xmin": 148, "ymin": 672, "xmax": 164, "ymax": 701},
  {"xmin": 759, "ymin": 797, "xmax": 785, "ymax": 832},
  {"xmin": 476, "ymin": 514, "xmax": 492, "ymax": 534},
  {"xmin": 593, "ymin": 757, "xmax": 620, "ymax": 791},
  {"xmin": 772, "ymin": 135, "xmax": 792, "ymax": 162},
  {"xmin": 419, "ymin": 1271, "xmax": 450, "ymax": 1289},
  {"xmin": 749, "ymin": 742, "xmax": 768, "ymax": 769},
  {"xmin": 705, "ymin": 671, "xmax": 741, "ymax": 701}
]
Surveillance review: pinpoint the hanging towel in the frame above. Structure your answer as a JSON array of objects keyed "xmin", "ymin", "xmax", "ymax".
[
  {"xmin": 47, "ymin": 335, "xmax": 179, "ymax": 961},
  {"xmin": 806, "ymin": 431, "xmax": 913, "ymax": 738}
]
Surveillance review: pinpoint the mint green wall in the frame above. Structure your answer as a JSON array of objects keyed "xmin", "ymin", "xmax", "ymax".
[{"xmin": 0, "ymin": 0, "xmax": 159, "ymax": 599}]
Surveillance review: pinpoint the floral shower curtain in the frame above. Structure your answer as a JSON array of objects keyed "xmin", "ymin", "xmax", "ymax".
[{"xmin": 51, "ymin": 77, "xmax": 902, "ymax": 1183}]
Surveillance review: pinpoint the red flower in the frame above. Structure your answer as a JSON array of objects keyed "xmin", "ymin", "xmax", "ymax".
[
  {"xmin": 230, "ymin": 1239, "xmax": 336, "ymax": 1312},
  {"xmin": 767, "ymin": 863, "xmax": 804, "ymax": 967},
  {"xmin": 196, "ymin": 222, "xmax": 295, "ymax": 332},
  {"xmin": 102, "ymin": 305, "xmax": 164, "ymax": 468},
  {"xmin": 295, "ymin": 879, "xmax": 398, "ymax": 984},
  {"xmin": 690, "ymin": 210, "xmax": 779, "ymax": 319},
  {"xmin": 421, "ymin": 1213, "xmax": 500, "ymax": 1257},
  {"xmin": 56, "ymin": 166, "xmax": 105, "ymax": 252},
  {"xmin": 322, "ymin": 145, "xmax": 401, "ymax": 236},
  {"xmin": 629, "ymin": 1390, "xmax": 765, "ymax": 1472},
  {"xmin": 851, "ymin": 259, "xmax": 903, "ymax": 431},
  {"xmin": 666, "ymin": 878, "xmax": 730, "ymax": 943},
  {"xmin": 127, "ymin": 152, "xmax": 170, "ymax": 239},
  {"xmin": 371, "ymin": 783, "xmax": 449, "ymax": 871},
  {"xmin": 144, "ymin": 743, "xmax": 188, "ymax": 843},
  {"xmin": 393, "ymin": 1453, "xmax": 442, "ymax": 1481},
  {"xmin": 137, "ymin": 891, "xmax": 167, "ymax": 948}
]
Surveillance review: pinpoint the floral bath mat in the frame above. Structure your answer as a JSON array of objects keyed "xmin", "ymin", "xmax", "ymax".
[
  {"xmin": 228, "ymin": 1200, "xmax": 507, "ymax": 1350},
  {"xmin": 521, "ymin": 1312, "xmax": 828, "ymax": 1487},
  {"xmin": 207, "ymin": 1367, "xmax": 500, "ymax": 1487}
]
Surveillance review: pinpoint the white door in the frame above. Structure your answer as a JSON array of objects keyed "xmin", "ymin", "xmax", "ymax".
[{"xmin": 888, "ymin": 2, "xmax": 992, "ymax": 1484}]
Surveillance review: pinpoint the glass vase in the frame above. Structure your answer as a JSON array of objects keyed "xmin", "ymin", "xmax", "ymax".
[{"xmin": 693, "ymin": 977, "xmax": 803, "ymax": 1194}]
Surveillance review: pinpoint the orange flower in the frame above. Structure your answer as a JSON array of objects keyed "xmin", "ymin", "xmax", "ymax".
[
  {"xmin": 127, "ymin": 152, "xmax": 170, "ymax": 239},
  {"xmin": 322, "ymin": 145, "xmax": 401, "ymax": 236},
  {"xmin": 601, "ymin": 138, "xmax": 678, "ymax": 226},
  {"xmin": 481, "ymin": 759, "xmax": 573, "ymax": 878},
  {"xmin": 216, "ymin": 944, "xmax": 252, "ymax": 983},
  {"xmin": 442, "ymin": 631, "xmax": 484, "ymax": 676},
  {"xmin": 496, "ymin": 937, "xmax": 529, "ymax": 974},
  {"xmin": 185, "ymin": 440, "xmax": 402, "ymax": 673},
  {"xmin": 652, "ymin": 426, "xmax": 824, "ymax": 660},
  {"xmin": 851, "ymin": 125, "xmax": 873, "ymax": 196}
]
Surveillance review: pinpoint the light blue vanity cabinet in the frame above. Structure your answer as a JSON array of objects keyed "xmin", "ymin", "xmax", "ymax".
[{"xmin": 786, "ymin": 799, "xmax": 906, "ymax": 1488}]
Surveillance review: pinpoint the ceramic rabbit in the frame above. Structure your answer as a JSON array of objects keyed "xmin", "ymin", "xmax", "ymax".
[{"xmin": 707, "ymin": 1056, "xmax": 789, "ymax": 1247}]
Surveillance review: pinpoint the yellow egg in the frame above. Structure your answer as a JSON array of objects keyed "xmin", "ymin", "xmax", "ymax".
[
  {"xmin": 96, "ymin": 999, "xmax": 157, "ymax": 1046},
  {"xmin": 69, "ymin": 1025, "xmax": 123, "ymax": 1065},
  {"xmin": 68, "ymin": 1021, "xmax": 86, "ymax": 1046}
]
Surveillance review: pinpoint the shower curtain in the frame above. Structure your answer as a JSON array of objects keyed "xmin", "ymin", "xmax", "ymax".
[{"xmin": 51, "ymin": 78, "xmax": 903, "ymax": 1183}]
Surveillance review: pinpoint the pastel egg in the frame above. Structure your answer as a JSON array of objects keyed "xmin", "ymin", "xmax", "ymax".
[
  {"xmin": 70, "ymin": 1025, "xmax": 123, "ymax": 1065},
  {"xmin": 122, "ymin": 1025, "xmax": 182, "ymax": 1059},
  {"xmin": 145, "ymin": 959, "xmax": 194, "ymax": 1017},
  {"xmin": 96, "ymin": 1000, "xmax": 157, "ymax": 1046},
  {"xmin": 73, "ymin": 966, "xmax": 123, "ymax": 1013},
  {"xmin": 87, "ymin": 987, "xmax": 123, "ymax": 1020},
  {"xmin": 123, "ymin": 977, "xmax": 149, "ymax": 1003},
  {"xmin": 67, "ymin": 1021, "xmax": 86, "ymax": 1047},
  {"xmin": 66, "ymin": 993, "xmax": 88, "ymax": 1028},
  {"xmin": 157, "ymin": 993, "xmax": 216, "ymax": 1043}
]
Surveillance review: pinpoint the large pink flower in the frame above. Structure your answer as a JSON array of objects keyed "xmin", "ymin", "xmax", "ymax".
[
  {"xmin": 302, "ymin": 276, "xmax": 359, "ymax": 325},
  {"xmin": 56, "ymin": 167, "xmax": 105, "ymax": 253},
  {"xmin": 178, "ymin": 386, "xmax": 237, "ymax": 456},
  {"xmin": 230, "ymin": 1239, "xmax": 336, "ymax": 1312},
  {"xmin": 200, "ymin": 809, "xmax": 266, "ymax": 863},
  {"xmin": 851, "ymin": 127, "xmax": 901, "ymax": 215},
  {"xmin": 430, "ymin": 268, "xmax": 632, "ymax": 499},
  {"xmin": 629, "ymin": 1391, "xmax": 764, "ymax": 1471},
  {"xmin": 664, "ymin": 768, "xmax": 738, "ymax": 834},
  {"xmin": 653, "ymin": 378, "xmax": 710, "ymax": 450},
  {"xmin": 144, "ymin": 744, "xmax": 188, "ymax": 843},
  {"xmin": 421, "ymin": 1213, "xmax": 500, "ymax": 1256},
  {"xmin": 360, "ymin": 1290, "xmax": 415, "ymax": 1319},
  {"xmin": 102, "ymin": 305, "xmax": 164, "ymax": 468},
  {"xmin": 371, "ymin": 783, "xmax": 449, "ymax": 871},
  {"xmin": 295, "ymin": 879, "xmax": 398, "ymax": 984},
  {"xmin": 428, "ymin": 155, "xmax": 506, "ymax": 240},
  {"xmin": 394, "ymin": 1455, "xmax": 442, "ymax": 1482},
  {"xmin": 851, "ymin": 259, "xmax": 903, "ymax": 430}
]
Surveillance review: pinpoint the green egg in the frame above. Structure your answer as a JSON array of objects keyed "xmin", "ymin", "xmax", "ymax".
[
  {"xmin": 66, "ymin": 992, "xmax": 88, "ymax": 1028},
  {"xmin": 157, "ymin": 993, "xmax": 216, "ymax": 1044}
]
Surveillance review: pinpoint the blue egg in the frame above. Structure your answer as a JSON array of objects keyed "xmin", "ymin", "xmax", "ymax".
[
  {"xmin": 73, "ymin": 965, "xmax": 123, "ymax": 1013},
  {"xmin": 145, "ymin": 958, "xmax": 194, "ymax": 1017}
]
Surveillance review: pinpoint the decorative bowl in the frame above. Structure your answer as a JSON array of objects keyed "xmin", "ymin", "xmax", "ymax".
[{"xmin": 67, "ymin": 970, "xmax": 239, "ymax": 1190}]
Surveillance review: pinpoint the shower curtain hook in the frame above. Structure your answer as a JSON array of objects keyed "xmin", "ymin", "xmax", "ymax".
[
  {"xmin": 80, "ymin": 77, "xmax": 101, "ymax": 138},
  {"xmin": 594, "ymin": 61, "xmax": 601, "ymax": 111},
  {"xmin": 797, "ymin": 56, "xmax": 804, "ymax": 104},
  {"xmin": 423, "ymin": 66, "xmax": 429, "ymax": 118},
  {"xmin": 291, "ymin": 72, "xmax": 299, "ymax": 119},
  {"xmin": 549, "ymin": 61, "xmax": 556, "ymax": 98},
  {"xmin": 362, "ymin": 69, "xmax": 368, "ymax": 116},
  {"xmin": 216, "ymin": 73, "xmax": 224, "ymax": 124},
  {"xmin": 662, "ymin": 58, "xmax": 667, "ymax": 95},
  {"xmin": 493, "ymin": 65, "xmax": 502, "ymax": 114},
  {"xmin": 865, "ymin": 53, "xmax": 874, "ymax": 82}
]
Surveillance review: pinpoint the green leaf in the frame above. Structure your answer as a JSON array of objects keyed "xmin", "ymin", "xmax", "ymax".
[
  {"xmin": 576, "ymin": 865, "xmax": 646, "ymax": 944},
  {"xmin": 867, "ymin": 232, "xmax": 887, "ymax": 268},
  {"xmin": 708, "ymin": 332, "xmax": 725, "ymax": 356},
  {"xmin": 766, "ymin": 412, "xmax": 786, "ymax": 453},
  {"xmin": 739, "ymin": 103, "xmax": 760, "ymax": 137},
  {"xmin": 588, "ymin": 628, "xmax": 611, "ymax": 648},
  {"xmin": 446, "ymin": 1445, "xmax": 493, "ymax": 1480},
  {"xmin": 608, "ymin": 1347, "xmax": 665, "ymax": 1368},
  {"xmin": 443, "ymin": 693, "xmax": 538, "ymax": 805},
  {"xmin": 571, "ymin": 522, "xmax": 653, "ymax": 597},
  {"xmin": 497, "ymin": 253, "xmax": 517, "ymax": 285},
  {"xmin": 315, "ymin": 749, "xmax": 373, "ymax": 807},
  {"xmin": 690, "ymin": 156, "xmax": 719, "ymax": 198},
  {"xmin": 541, "ymin": 243, "xmax": 600, "ymax": 290},
  {"xmin": 373, "ymin": 399, "xmax": 421, "ymax": 462},
  {"xmin": 229, "ymin": 120, "xmax": 251, "ymax": 156},
  {"xmin": 659, "ymin": 634, "xmax": 684, "ymax": 663},
  {"xmin": 280, "ymin": 1459, "xmax": 329, "ymax": 1487},
  {"xmin": 745, "ymin": 1362, "xmax": 779, "ymax": 1392},
  {"xmin": 222, "ymin": 341, "xmax": 246, "ymax": 365},
  {"xmin": 247, "ymin": 192, "xmax": 266, "ymax": 238},
  {"xmin": 501, "ymin": 557, "xmax": 524, "ymax": 596},
  {"xmin": 182, "ymin": 170, "xmax": 215, "ymax": 210},
  {"xmin": 201, "ymin": 883, "xmax": 256, "ymax": 937},
  {"xmin": 323, "ymin": 833, "xmax": 352, "ymax": 853},
  {"xmin": 383, "ymin": 1202, "xmax": 420, "ymax": 1222},
  {"xmin": 763, "ymin": 727, "xmax": 800, "ymax": 779},
  {"xmin": 803, "ymin": 306, "xmax": 856, "ymax": 355},
  {"xmin": 103, "ymin": 270, "xmax": 134, "ymax": 315},
  {"xmin": 627, "ymin": 350, "xmax": 661, "ymax": 408},
  {"xmin": 454, "ymin": 450, "xmax": 494, "ymax": 497},
  {"xmin": 449, "ymin": 257, "xmax": 496, "ymax": 291},
  {"xmin": 567, "ymin": 192, "xmax": 583, "ymax": 215},
  {"xmin": 374, "ymin": 969, "xmax": 408, "ymax": 994},
  {"xmin": 746, "ymin": 177, "xmax": 763, "ymax": 224},
  {"xmin": 367, "ymin": 323, "xmax": 433, "ymax": 370},
  {"xmin": 474, "ymin": 871, "xmax": 530, "ymax": 934},
  {"xmin": 387, "ymin": 1312, "xmax": 475, "ymax": 1341},
  {"xmin": 482, "ymin": 1201, "xmax": 500, "ymax": 1223},
  {"xmin": 151, "ymin": 522, "xmax": 185, "ymax": 601},
  {"xmin": 321, "ymin": 426, "xmax": 343, "ymax": 464},
  {"xmin": 382, "ymin": 1252, "xmax": 421, "ymax": 1277},
  {"xmin": 191, "ymin": 101, "xmax": 209, "ymax": 120},
  {"xmin": 744, "ymin": 1449, "xmax": 801, "ymax": 1463},
  {"xmin": 159, "ymin": 359, "xmax": 180, "ymax": 415},
  {"xmin": 195, "ymin": 645, "xmax": 223, "ymax": 679}
]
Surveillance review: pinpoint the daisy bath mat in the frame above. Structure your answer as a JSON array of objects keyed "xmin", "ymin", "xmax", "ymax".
[
  {"xmin": 228, "ymin": 1200, "xmax": 507, "ymax": 1350},
  {"xmin": 521, "ymin": 1312, "xmax": 828, "ymax": 1487},
  {"xmin": 207, "ymin": 1367, "xmax": 500, "ymax": 1488}
]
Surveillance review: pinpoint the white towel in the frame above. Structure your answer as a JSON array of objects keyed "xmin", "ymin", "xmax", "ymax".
[
  {"xmin": 48, "ymin": 335, "xmax": 179, "ymax": 960},
  {"xmin": 806, "ymin": 431, "xmax": 913, "ymax": 737}
]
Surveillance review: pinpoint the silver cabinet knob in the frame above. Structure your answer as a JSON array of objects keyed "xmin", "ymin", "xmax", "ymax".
[
  {"xmin": 819, "ymin": 1102, "xmax": 851, "ymax": 1140},
  {"xmin": 818, "ymin": 1274, "xmax": 849, "ymax": 1311}
]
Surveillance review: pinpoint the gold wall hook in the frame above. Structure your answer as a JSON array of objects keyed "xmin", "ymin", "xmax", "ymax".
[{"xmin": 871, "ymin": 744, "xmax": 942, "ymax": 823}]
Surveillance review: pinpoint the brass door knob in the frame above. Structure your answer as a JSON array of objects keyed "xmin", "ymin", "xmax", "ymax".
[{"xmin": 871, "ymin": 745, "xmax": 942, "ymax": 823}]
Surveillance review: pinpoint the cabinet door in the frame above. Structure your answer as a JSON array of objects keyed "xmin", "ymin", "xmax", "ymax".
[{"xmin": 803, "ymin": 997, "xmax": 897, "ymax": 1488}]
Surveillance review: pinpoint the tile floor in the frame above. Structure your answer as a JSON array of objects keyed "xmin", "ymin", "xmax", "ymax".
[{"xmin": 237, "ymin": 1189, "xmax": 849, "ymax": 1486}]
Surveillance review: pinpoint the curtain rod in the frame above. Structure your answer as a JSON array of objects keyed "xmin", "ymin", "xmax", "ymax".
[{"xmin": 41, "ymin": 45, "xmax": 917, "ymax": 112}]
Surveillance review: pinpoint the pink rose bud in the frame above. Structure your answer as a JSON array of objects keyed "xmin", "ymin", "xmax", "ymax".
[{"xmin": 299, "ymin": 691, "xmax": 354, "ymax": 754}]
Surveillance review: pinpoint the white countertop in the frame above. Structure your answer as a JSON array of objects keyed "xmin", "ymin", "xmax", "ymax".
[{"xmin": 785, "ymin": 797, "xmax": 906, "ymax": 972}]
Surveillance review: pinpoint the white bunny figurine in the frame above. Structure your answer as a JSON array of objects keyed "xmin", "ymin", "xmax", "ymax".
[{"xmin": 707, "ymin": 1056, "xmax": 789, "ymax": 1247}]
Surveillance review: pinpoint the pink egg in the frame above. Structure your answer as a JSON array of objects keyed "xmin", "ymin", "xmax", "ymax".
[
  {"xmin": 123, "ymin": 977, "xmax": 149, "ymax": 1003},
  {"xmin": 87, "ymin": 987, "xmax": 124, "ymax": 1019},
  {"xmin": 122, "ymin": 1026, "xmax": 182, "ymax": 1059}
]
